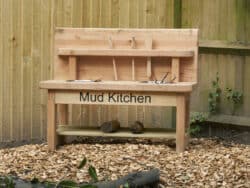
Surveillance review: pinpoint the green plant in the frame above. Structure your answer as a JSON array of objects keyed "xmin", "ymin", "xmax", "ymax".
[
  {"xmin": 30, "ymin": 157, "xmax": 98, "ymax": 188},
  {"xmin": 208, "ymin": 73, "xmax": 221, "ymax": 114},
  {"xmin": 188, "ymin": 112, "xmax": 208, "ymax": 136},
  {"xmin": 0, "ymin": 176, "xmax": 15, "ymax": 188},
  {"xmin": 226, "ymin": 88, "xmax": 243, "ymax": 115}
]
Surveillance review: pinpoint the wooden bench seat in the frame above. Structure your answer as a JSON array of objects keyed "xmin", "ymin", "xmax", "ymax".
[{"xmin": 40, "ymin": 28, "xmax": 199, "ymax": 152}]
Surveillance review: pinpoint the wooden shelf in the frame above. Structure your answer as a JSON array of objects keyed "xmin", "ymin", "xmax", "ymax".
[
  {"xmin": 57, "ymin": 126, "xmax": 176, "ymax": 139},
  {"xmin": 58, "ymin": 48, "xmax": 194, "ymax": 57},
  {"xmin": 40, "ymin": 80, "xmax": 196, "ymax": 92}
]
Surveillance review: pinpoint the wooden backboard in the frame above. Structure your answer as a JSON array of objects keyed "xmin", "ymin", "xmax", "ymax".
[{"xmin": 54, "ymin": 28, "xmax": 198, "ymax": 83}]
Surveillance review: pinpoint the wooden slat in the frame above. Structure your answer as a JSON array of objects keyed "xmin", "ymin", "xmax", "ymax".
[
  {"xmin": 132, "ymin": 58, "xmax": 135, "ymax": 80},
  {"xmin": 69, "ymin": 56, "xmax": 77, "ymax": 79},
  {"xmin": 55, "ymin": 91, "xmax": 178, "ymax": 107},
  {"xmin": 112, "ymin": 57, "xmax": 118, "ymax": 80},
  {"xmin": 172, "ymin": 57, "xmax": 180, "ymax": 82},
  {"xmin": 145, "ymin": 38, "xmax": 152, "ymax": 79},
  {"xmin": 176, "ymin": 94, "xmax": 188, "ymax": 153},
  {"xmin": 58, "ymin": 48, "xmax": 194, "ymax": 57},
  {"xmin": 47, "ymin": 91, "xmax": 57, "ymax": 151},
  {"xmin": 57, "ymin": 126, "xmax": 176, "ymax": 139},
  {"xmin": 40, "ymin": 80, "xmax": 196, "ymax": 92}
]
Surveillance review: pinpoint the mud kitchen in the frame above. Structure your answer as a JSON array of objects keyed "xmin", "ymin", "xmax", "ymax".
[{"xmin": 80, "ymin": 91, "xmax": 152, "ymax": 104}]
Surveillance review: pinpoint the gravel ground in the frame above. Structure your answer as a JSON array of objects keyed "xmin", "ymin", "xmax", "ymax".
[{"xmin": 0, "ymin": 138, "xmax": 249, "ymax": 187}]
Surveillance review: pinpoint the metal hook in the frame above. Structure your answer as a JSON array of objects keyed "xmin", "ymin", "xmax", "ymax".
[
  {"xmin": 170, "ymin": 75, "xmax": 176, "ymax": 83},
  {"xmin": 160, "ymin": 72, "xmax": 169, "ymax": 84}
]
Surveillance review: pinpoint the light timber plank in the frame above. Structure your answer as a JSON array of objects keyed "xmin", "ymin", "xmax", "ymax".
[
  {"xmin": 176, "ymin": 94, "xmax": 188, "ymax": 152},
  {"xmin": 58, "ymin": 48, "xmax": 194, "ymax": 57},
  {"xmin": 47, "ymin": 91, "xmax": 57, "ymax": 151},
  {"xmin": 145, "ymin": 37, "xmax": 152, "ymax": 79},
  {"xmin": 132, "ymin": 58, "xmax": 135, "ymax": 80},
  {"xmin": 55, "ymin": 91, "xmax": 178, "ymax": 107},
  {"xmin": 69, "ymin": 56, "xmax": 77, "ymax": 79},
  {"xmin": 57, "ymin": 126, "xmax": 176, "ymax": 139},
  {"xmin": 172, "ymin": 58, "xmax": 180, "ymax": 82},
  {"xmin": 40, "ymin": 80, "xmax": 195, "ymax": 92},
  {"xmin": 112, "ymin": 57, "xmax": 118, "ymax": 80}
]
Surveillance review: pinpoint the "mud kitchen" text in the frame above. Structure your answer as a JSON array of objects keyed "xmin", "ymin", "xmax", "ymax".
[{"xmin": 80, "ymin": 92, "xmax": 151, "ymax": 104}]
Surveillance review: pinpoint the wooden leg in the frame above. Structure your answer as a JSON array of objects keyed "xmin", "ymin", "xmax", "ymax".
[
  {"xmin": 176, "ymin": 94, "xmax": 189, "ymax": 152},
  {"xmin": 185, "ymin": 94, "xmax": 190, "ymax": 148},
  {"xmin": 58, "ymin": 104, "xmax": 68, "ymax": 145},
  {"xmin": 47, "ymin": 91, "xmax": 57, "ymax": 151}
]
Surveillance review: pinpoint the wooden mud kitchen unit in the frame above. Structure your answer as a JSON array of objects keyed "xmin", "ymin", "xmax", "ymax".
[{"xmin": 40, "ymin": 28, "xmax": 199, "ymax": 152}]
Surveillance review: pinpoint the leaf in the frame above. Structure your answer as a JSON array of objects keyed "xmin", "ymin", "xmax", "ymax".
[
  {"xmin": 56, "ymin": 180, "xmax": 78, "ymax": 188},
  {"xmin": 4, "ymin": 176, "xmax": 15, "ymax": 188},
  {"xmin": 78, "ymin": 157, "xmax": 87, "ymax": 169},
  {"xmin": 88, "ymin": 165, "xmax": 98, "ymax": 182},
  {"xmin": 31, "ymin": 177, "xmax": 39, "ymax": 184},
  {"xmin": 123, "ymin": 182, "xmax": 130, "ymax": 188},
  {"xmin": 44, "ymin": 181, "xmax": 56, "ymax": 188}
]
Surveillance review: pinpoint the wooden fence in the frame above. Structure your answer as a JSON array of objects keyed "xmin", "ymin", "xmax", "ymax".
[{"xmin": 0, "ymin": 0, "xmax": 249, "ymax": 142}]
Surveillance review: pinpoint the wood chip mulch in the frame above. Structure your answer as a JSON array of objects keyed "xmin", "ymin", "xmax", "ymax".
[{"xmin": 0, "ymin": 138, "xmax": 249, "ymax": 187}]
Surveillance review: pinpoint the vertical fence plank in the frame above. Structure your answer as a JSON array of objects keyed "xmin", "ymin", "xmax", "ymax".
[
  {"xmin": 72, "ymin": 0, "xmax": 83, "ymax": 27},
  {"xmin": 100, "ymin": 0, "xmax": 112, "ymax": 27},
  {"xmin": 82, "ymin": 0, "xmax": 91, "ymax": 27},
  {"xmin": 243, "ymin": 56, "xmax": 250, "ymax": 117},
  {"xmin": 119, "ymin": 0, "xmax": 129, "ymax": 28},
  {"xmin": 63, "ymin": 0, "xmax": 72, "ymax": 26},
  {"xmin": 137, "ymin": 0, "xmax": 146, "ymax": 28},
  {"xmin": 243, "ymin": 1, "xmax": 250, "ymax": 117},
  {"xmin": 31, "ymin": 0, "xmax": 42, "ymax": 139},
  {"xmin": 55, "ymin": 0, "xmax": 64, "ymax": 27},
  {"xmin": 90, "ymin": 0, "xmax": 101, "ymax": 27},
  {"xmin": 0, "ymin": 0, "xmax": 3, "ymax": 141},
  {"xmin": 22, "ymin": 0, "xmax": 33, "ymax": 141},
  {"xmin": 40, "ymin": 0, "xmax": 53, "ymax": 139},
  {"xmin": 2, "ymin": 0, "xmax": 12, "ymax": 141},
  {"xmin": 11, "ymin": 0, "xmax": 22, "ymax": 141}
]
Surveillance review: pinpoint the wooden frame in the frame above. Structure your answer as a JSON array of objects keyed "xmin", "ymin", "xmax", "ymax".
[{"xmin": 40, "ymin": 28, "xmax": 199, "ymax": 152}]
